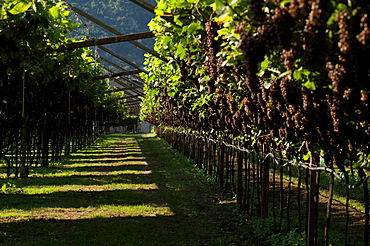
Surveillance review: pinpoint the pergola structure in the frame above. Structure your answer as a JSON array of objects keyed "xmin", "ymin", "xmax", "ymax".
[{"xmin": 64, "ymin": 0, "xmax": 160, "ymax": 116}]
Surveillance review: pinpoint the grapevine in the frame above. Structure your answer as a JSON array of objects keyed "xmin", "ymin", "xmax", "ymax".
[{"xmin": 141, "ymin": 0, "xmax": 370, "ymax": 172}]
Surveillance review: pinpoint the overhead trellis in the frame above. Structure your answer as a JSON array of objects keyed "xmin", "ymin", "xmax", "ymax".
[
  {"xmin": 65, "ymin": 0, "xmax": 159, "ymax": 115},
  {"xmin": 92, "ymin": 69, "xmax": 142, "ymax": 80},
  {"xmin": 98, "ymin": 45, "xmax": 148, "ymax": 73},
  {"xmin": 65, "ymin": 2, "xmax": 165, "ymax": 61},
  {"xmin": 34, "ymin": 31, "xmax": 154, "ymax": 55}
]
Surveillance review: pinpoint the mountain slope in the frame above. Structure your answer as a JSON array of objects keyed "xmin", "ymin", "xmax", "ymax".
[{"xmin": 67, "ymin": 0, "xmax": 156, "ymax": 68}]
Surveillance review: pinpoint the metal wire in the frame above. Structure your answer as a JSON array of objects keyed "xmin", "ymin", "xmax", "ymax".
[{"xmin": 161, "ymin": 127, "xmax": 370, "ymax": 189}]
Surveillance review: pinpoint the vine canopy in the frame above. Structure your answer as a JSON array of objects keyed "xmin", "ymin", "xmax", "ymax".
[
  {"xmin": 0, "ymin": 0, "xmax": 129, "ymax": 134},
  {"xmin": 141, "ymin": 0, "xmax": 370, "ymax": 171}
]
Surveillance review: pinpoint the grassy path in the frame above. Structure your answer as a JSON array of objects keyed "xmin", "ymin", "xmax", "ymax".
[{"xmin": 0, "ymin": 134, "xmax": 251, "ymax": 246}]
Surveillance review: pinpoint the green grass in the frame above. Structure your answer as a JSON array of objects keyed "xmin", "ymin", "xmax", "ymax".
[
  {"xmin": 278, "ymin": 163, "xmax": 367, "ymax": 213},
  {"xmin": 0, "ymin": 134, "xmax": 255, "ymax": 246}
]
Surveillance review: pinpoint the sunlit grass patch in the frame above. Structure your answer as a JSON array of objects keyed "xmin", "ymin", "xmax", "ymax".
[
  {"xmin": 28, "ymin": 169, "xmax": 152, "ymax": 178},
  {"xmin": 0, "ymin": 133, "xmax": 250, "ymax": 246},
  {"xmin": 22, "ymin": 183, "xmax": 159, "ymax": 195},
  {"xmin": 88, "ymin": 212, "xmax": 107, "ymax": 219},
  {"xmin": 0, "ymin": 204, "xmax": 174, "ymax": 222},
  {"xmin": 0, "ymin": 208, "xmax": 31, "ymax": 217},
  {"xmin": 0, "ymin": 213, "xmax": 31, "ymax": 220},
  {"xmin": 28, "ymin": 168, "xmax": 77, "ymax": 178},
  {"xmin": 93, "ymin": 204, "xmax": 174, "ymax": 217}
]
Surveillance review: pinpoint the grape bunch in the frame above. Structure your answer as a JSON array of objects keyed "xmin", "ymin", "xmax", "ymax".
[
  {"xmin": 337, "ymin": 10, "xmax": 351, "ymax": 54},
  {"xmin": 357, "ymin": 13, "xmax": 370, "ymax": 44},
  {"xmin": 142, "ymin": 0, "xmax": 370, "ymax": 173},
  {"xmin": 205, "ymin": 21, "xmax": 219, "ymax": 94}
]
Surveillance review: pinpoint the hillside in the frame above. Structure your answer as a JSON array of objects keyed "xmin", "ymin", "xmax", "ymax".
[{"xmin": 67, "ymin": 0, "xmax": 156, "ymax": 68}]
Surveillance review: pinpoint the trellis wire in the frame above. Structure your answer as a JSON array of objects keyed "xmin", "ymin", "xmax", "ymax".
[
  {"xmin": 162, "ymin": 128, "xmax": 370, "ymax": 189},
  {"xmin": 154, "ymin": 126, "xmax": 370, "ymax": 245}
]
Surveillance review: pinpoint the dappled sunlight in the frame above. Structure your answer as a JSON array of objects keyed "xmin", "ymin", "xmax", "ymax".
[
  {"xmin": 23, "ymin": 182, "xmax": 159, "ymax": 194},
  {"xmin": 0, "ymin": 204, "xmax": 174, "ymax": 223},
  {"xmin": 70, "ymin": 170, "xmax": 152, "ymax": 176},
  {"xmin": 0, "ymin": 135, "xmax": 175, "ymax": 224},
  {"xmin": 0, "ymin": 134, "xmax": 241, "ymax": 246},
  {"xmin": 29, "ymin": 169, "xmax": 152, "ymax": 178},
  {"xmin": 64, "ymin": 157, "xmax": 147, "ymax": 164},
  {"xmin": 65, "ymin": 161, "xmax": 149, "ymax": 168}
]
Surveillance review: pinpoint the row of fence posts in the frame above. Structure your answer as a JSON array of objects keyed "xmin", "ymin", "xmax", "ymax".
[
  {"xmin": 154, "ymin": 126, "xmax": 369, "ymax": 246},
  {"xmin": 1, "ymin": 115, "xmax": 101, "ymax": 178}
]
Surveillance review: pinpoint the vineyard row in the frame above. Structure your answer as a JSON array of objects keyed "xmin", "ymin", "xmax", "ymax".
[{"xmin": 155, "ymin": 126, "xmax": 369, "ymax": 245}]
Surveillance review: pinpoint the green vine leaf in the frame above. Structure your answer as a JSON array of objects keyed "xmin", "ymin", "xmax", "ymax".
[{"xmin": 8, "ymin": 0, "xmax": 32, "ymax": 15}]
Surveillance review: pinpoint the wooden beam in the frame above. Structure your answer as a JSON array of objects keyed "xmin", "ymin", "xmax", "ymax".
[
  {"xmin": 104, "ymin": 67, "xmax": 144, "ymax": 95},
  {"xmin": 124, "ymin": 95, "xmax": 140, "ymax": 99},
  {"xmin": 108, "ymin": 76, "xmax": 130, "ymax": 89},
  {"xmin": 100, "ymin": 57, "xmax": 143, "ymax": 81},
  {"xmin": 99, "ymin": 57, "xmax": 144, "ymax": 83},
  {"xmin": 108, "ymin": 77, "xmax": 144, "ymax": 96},
  {"xmin": 120, "ymin": 99, "xmax": 142, "ymax": 104},
  {"xmin": 68, "ymin": 4, "xmax": 125, "ymax": 37},
  {"xmin": 35, "ymin": 32, "xmax": 154, "ymax": 55},
  {"xmin": 92, "ymin": 70, "xmax": 141, "ymax": 80},
  {"xmin": 67, "ymin": 3, "xmax": 168, "ymax": 62},
  {"xmin": 129, "ymin": 0, "xmax": 155, "ymax": 13},
  {"xmin": 107, "ymin": 86, "xmax": 141, "ymax": 93},
  {"xmin": 126, "ymin": 102, "xmax": 141, "ymax": 106},
  {"xmin": 115, "ymin": 96, "xmax": 141, "ymax": 101},
  {"xmin": 99, "ymin": 45, "xmax": 147, "ymax": 73},
  {"xmin": 126, "ymin": 99, "xmax": 141, "ymax": 103}
]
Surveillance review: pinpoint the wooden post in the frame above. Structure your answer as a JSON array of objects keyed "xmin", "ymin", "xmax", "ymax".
[
  {"xmin": 324, "ymin": 167, "xmax": 334, "ymax": 246},
  {"xmin": 20, "ymin": 116, "xmax": 28, "ymax": 178},
  {"xmin": 359, "ymin": 168, "xmax": 369, "ymax": 246},
  {"xmin": 219, "ymin": 144, "xmax": 225, "ymax": 189},
  {"xmin": 237, "ymin": 149, "xmax": 243, "ymax": 204},
  {"xmin": 364, "ymin": 179, "xmax": 369, "ymax": 246},
  {"xmin": 207, "ymin": 141, "xmax": 212, "ymax": 175},
  {"xmin": 41, "ymin": 113, "xmax": 50, "ymax": 167},
  {"xmin": 307, "ymin": 165, "xmax": 319, "ymax": 246},
  {"xmin": 197, "ymin": 139, "xmax": 203, "ymax": 169},
  {"xmin": 261, "ymin": 145, "xmax": 269, "ymax": 219},
  {"xmin": 20, "ymin": 64, "xmax": 29, "ymax": 178}
]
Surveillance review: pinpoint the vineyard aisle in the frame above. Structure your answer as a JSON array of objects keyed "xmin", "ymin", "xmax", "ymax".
[{"xmin": 0, "ymin": 134, "xmax": 254, "ymax": 246}]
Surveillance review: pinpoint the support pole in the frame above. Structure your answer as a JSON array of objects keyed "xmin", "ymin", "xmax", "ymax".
[
  {"xmin": 237, "ymin": 149, "xmax": 244, "ymax": 204},
  {"xmin": 261, "ymin": 146, "xmax": 269, "ymax": 219},
  {"xmin": 307, "ymin": 160, "xmax": 319, "ymax": 245},
  {"xmin": 20, "ymin": 63, "xmax": 28, "ymax": 178}
]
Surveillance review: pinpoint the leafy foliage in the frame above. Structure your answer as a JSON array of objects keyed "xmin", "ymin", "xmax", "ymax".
[
  {"xmin": 0, "ymin": 0, "xmax": 129, "ymax": 171},
  {"xmin": 141, "ymin": 0, "xmax": 370, "ymax": 172}
]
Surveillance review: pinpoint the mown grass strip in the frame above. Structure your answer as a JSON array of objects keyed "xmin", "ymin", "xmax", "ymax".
[{"xmin": 0, "ymin": 134, "xmax": 255, "ymax": 246}]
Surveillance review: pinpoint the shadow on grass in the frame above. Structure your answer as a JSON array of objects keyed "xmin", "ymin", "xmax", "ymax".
[
  {"xmin": 67, "ymin": 153, "xmax": 145, "ymax": 163},
  {"xmin": 0, "ymin": 189, "xmax": 160, "ymax": 210},
  {"xmin": 0, "ymin": 134, "xmax": 248, "ymax": 246},
  {"xmin": 1, "ymin": 172, "xmax": 153, "ymax": 187},
  {"xmin": 0, "ymin": 215, "xmax": 216, "ymax": 246}
]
